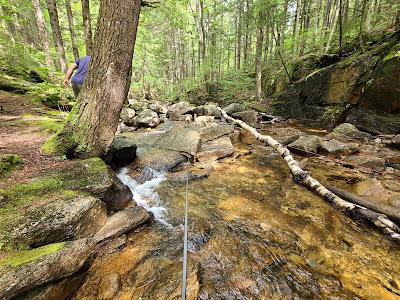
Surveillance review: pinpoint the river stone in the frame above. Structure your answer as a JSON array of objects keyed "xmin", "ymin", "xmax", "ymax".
[
  {"xmin": 94, "ymin": 206, "xmax": 150, "ymax": 243},
  {"xmin": 353, "ymin": 178, "xmax": 390, "ymax": 201},
  {"xmin": 120, "ymin": 107, "xmax": 136, "ymax": 126},
  {"xmin": 342, "ymin": 155, "xmax": 386, "ymax": 171},
  {"xmin": 389, "ymin": 195, "xmax": 400, "ymax": 208},
  {"xmin": 197, "ymin": 136, "xmax": 235, "ymax": 163},
  {"xmin": 168, "ymin": 101, "xmax": 194, "ymax": 121},
  {"xmin": 135, "ymin": 147, "xmax": 187, "ymax": 171},
  {"xmin": 383, "ymin": 179, "xmax": 400, "ymax": 192},
  {"xmin": 203, "ymin": 104, "xmax": 221, "ymax": 118},
  {"xmin": 199, "ymin": 123, "xmax": 234, "ymax": 142},
  {"xmin": 223, "ymin": 103, "xmax": 243, "ymax": 115},
  {"xmin": 232, "ymin": 110, "xmax": 259, "ymax": 125},
  {"xmin": 320, "ymin": 139, "xmax": 359, "ymax": 155},
  {"xmin": 149, "ymin": 101, "xmax": 168, "ymax": 114},
  {"xmin": 0, "ymin": 239, "xmax": 92, "ymax": 300},
  {"xmin": 332, "ymin": 123, "xmax": 372, "ymax": 140},
  {"xmin": 289, "ymin": 135, "xmax": 322, "ymax": 153},
  {"xmin": 134, "ymin": 109, "xmax": 160, "ymax": 128},
  {"xmin": 5, "ymin": 195, "xmax": 106, "ymax": 248},
  {"xmin": 98, "ymin": 273, "xmax": 121, "ymax": 300}
]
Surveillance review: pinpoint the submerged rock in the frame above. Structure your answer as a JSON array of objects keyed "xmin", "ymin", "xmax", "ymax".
[
  {"xmin": 197, "ymin": 137, "xmax": 235, "ymax": 163},
  {"xmin": 353, "ymin": 179, "xmax": 390, "ymax": 202},
  {"xmin": 98, "ymin": 273, "xmax": 121, "ymax": 300},
  {"xmin": 0, "ymin": 239, "xmax": 92, "ymax": 300},
  {"xmin": 134, "ymin": 109, "xmax": 160, "ymax": 128},
  {"xmin": 332, "ymin": 123, "xmax": 372, "ymax": 140},
  {"xmin": 289, "ymin": 135, "xmax": 322, "ymax": 153},
  {"xmin": 5, "ymin": 195, "xmax": 106, "ymax": 248},
  {"xmin": 94, "ymin": 206, "xmax": 151, "ymax": 243},
  {"xmin": 120, "ymin": 107, "xmax": 136, "ymax": 126}
]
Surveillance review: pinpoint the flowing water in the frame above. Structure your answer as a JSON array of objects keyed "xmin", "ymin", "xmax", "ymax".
[{"xmin": 75, "ymin": 149, "xmax": 400, "ymax": 300}]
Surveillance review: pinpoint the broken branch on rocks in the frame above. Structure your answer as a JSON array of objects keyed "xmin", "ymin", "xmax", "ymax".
[{"xmin": 218, "ymin": 107, "xmax": 400, "ymax": 242}]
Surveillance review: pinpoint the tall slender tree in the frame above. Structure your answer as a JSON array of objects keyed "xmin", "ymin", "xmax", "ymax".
[
  {"xmin": 45, "ymin": 0, "xmax": 67, "ymax": 73},
  {"xmin": 65, "ymin": 0, "xmax": 79, "ymax": 60},
  {"xmin": 32, "ymin": 0, "xmax": 53, "ymax": 68}
]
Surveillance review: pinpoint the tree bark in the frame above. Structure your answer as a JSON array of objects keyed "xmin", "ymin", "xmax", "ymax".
[
  {"xmin": 255, "ymin": 12, "xmax": 264, "ymax": 100},
  {"xmin": 54, "ymin": 0, "xmax": 142, "ymax": 158},
  {"xmin": 31, "ymin": 0, "xmax": 53, "ymax": 68},
  {"xmin": 81, "ymin": 0, "xmax": 93, "ymax": 55},
  {"xmin": 45, "ymin": 0, "xmax": 67, "ymax": 73},
  {"xmin": 359, "ymin": 0, "xmax": 369, "ymax": 50},
  {"xmin": 236, "ymin": 0, "xmax": 242, "ymax": 70},
  {"xmin": 218, "ymin": 108, "xmax": 400, "ymax": 243},
  {"xmin": 65, "ymin": 0, "xmax": 80, "ymax": 60}
]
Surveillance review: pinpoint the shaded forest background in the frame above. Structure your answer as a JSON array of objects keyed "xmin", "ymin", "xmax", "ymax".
[{"xmin": 0, "ymin": 0, "xmax": 399, "ymax": 105}]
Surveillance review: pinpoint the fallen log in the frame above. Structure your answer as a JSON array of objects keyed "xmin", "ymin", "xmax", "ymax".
[
  {"xmin": 218, "ymin": 107, "xmax": 400, "ymax": 242},
  {"xmin": 326, "ymin": 184, "xmax": 400, "ymax": 225}
]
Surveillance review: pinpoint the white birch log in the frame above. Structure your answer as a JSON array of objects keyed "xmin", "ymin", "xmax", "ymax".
[{"xmin": 218, "ymin": 107, "xmax": 400, "ymax": 242}]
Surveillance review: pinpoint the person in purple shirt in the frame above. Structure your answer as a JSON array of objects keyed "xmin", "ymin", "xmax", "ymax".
[{"xmin": 63, "ymin": 55, "xmax": 91, "ymax": 98}]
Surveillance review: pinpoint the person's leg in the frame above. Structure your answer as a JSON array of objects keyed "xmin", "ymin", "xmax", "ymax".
[{"xmin": 71, "ymin": 83, "xmax": 83, "ymax": 98}]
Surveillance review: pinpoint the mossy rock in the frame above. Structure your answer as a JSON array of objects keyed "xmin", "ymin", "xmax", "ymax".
[
  {"xmin": 0, "ymin": 154, "xmax": 23, "ymax": 178},
  {"xmin": 0, "ymin": 73, "xmax": 32, "ymax": 94}
]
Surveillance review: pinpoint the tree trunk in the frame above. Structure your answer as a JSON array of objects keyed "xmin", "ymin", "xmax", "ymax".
[
  {"xmin": 219, "ymin": 108, "xmax": 400, "ymax": 243},
  {"xmin": 65, "ymin": 0, "xmax": 79, "ymax": 60},
  {"xmin": 281, "ymin": 0, "xmax": 289, "ymax": 45},
  {"xmin": 338, "ymin": 0, "xmax": 343, "ymax": 49},
  {"xmin": 31, "ymin": 0, "xmax": 53, "ymax": 68},
  {"xmin": 243, "ymin": 0, "xmax": 250, "ymax": 67},
  {"xmin": 255, "ymin": 12, "xmax": 264, "ymax": 101},
  {"xmin": 325, "ymin": 1, "xmax": 339, "ymax": 52},
  {"xmin": 359, "ymin": 0, "xmax": 369, "ymax": 50},
  {"xmin": 236, "ymin": 0, "xmax": 242, "ymax": 70},
  {"xmin": 45, "ymin": 0, "xmax": 67, "ymax": 73},
  {"xmin": 81, "ymin": 0, "xmax": 93, "ymax": 55},
  {"xmin": 54, "ymin": 0, "xmax": 142, "ymax": 158}
]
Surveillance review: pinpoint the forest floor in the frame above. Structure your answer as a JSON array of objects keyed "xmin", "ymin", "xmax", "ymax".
[{"xmin": 0, "ymin": 92, "xmax": 70, "ymax": 188}]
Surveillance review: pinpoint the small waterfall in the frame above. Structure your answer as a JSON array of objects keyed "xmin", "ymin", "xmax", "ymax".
[{"xmin": 117, "ymin": 167, "xmax": 173, "ymax": 228}]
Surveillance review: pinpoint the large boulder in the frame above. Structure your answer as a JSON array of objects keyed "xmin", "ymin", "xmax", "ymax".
[
  {"xmin": 197, "ymin": 137, "xmax": 235, "ymax": 163},
  {"xmin": 120, "ymin": 107, "xmax": 136, "ymax": 126},
  {"xmin": 104, "ymin": 141, "xmax": 137, "ymax": 168},
  {"xmin": 232, "ymin": 110, "xmax": 259, "ymax": 125},
  {"xmin": 135, "ymin": 148, "xmax": 187, "ymax": 171},
  {"xmin": 134, "ymin": 109, "xmax": 160, "ymax": 128},
  {"xmin": 149, "ymin": 102, "xmax": 168, "ymax": 114},
  {"xmin": 154, "ymin": 126, "xmax": 201, "ymax": 156},
  {"xmin": 168, "ymin": 101, "xmax": 194, "ymax": 121},
  {"xmin": 223, "ymin": 103, "xmax": 243, "ymax": 115},
  {"xmin": 320, "ymin": 139, "xmax": 359, "ymax": 155},
  {"xmin": 3, "ymin": 195, "xmax": 106, "ymax": 249},
  {"xmin": 0, "ymin": 239, "xmax": 92, "ymax": 300},
  {"xmin": 391, "ymin": 134, "xmax": 400, "ymax": 150},
  {"xmin": 128, "ymin": 99, "xmax": 148, "ymax": 111},
  {"xmin": 199, "ymin": 123, "xmax": 234, "ymax": 142},
  {"xmin": 332, "ymin": 123, "xmax": 373, "ymax": 140},
  {"xmin": 93, "ymin": 206, "xmax": 151, "ymax": 243},
  {"xmin": 203, "ymin": 104, "xmax": 221, "ymax": 118},
  {"xmin": 288, "ymin": 135, "xmax": 322, "ymax": 153}
]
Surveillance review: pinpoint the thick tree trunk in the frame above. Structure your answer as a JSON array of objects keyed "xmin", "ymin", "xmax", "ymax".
[
  {"xmin": 32, "ymin": 0, "xmax": 53, "ymax": 68},
  {"xmin": 45, "ymin": 0, "xmax": 67, "ymax": 73},
  {"xmin": 54, "ymin": 0, "xmax": 142, "ymax": 158},
  {"xmin": 65, "ymin": 0, "xmax": 79, "ymax": 60},
  {"xmin": 218, "ymin": 108, "xmax": 400, "ymax": 243},
  {"xmin": 81, "ymin": 0, "xmax": 93, "ymax": 55}
]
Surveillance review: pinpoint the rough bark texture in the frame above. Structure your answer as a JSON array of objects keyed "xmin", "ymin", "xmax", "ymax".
[
  {"xmin": 81, "ymin": 0, "xmax": 93, "ymax": 55},
  {"xmin": 45, "ymin": 0, "xmax": 67, "ymax": 73},
  {"xmin": 219, "ymin": 108, "xmax": 400, "ymax": 243},
  {"xmin": 32, "ymin": 0, "xmax": 53, "ymax": 68},
  {"xmin": 65, "ymin": 0, "xmax": 79, "ymax": 60},
  {"xmin": 55, "ymin": 0, "xmax": 142, "ymax": 158}
]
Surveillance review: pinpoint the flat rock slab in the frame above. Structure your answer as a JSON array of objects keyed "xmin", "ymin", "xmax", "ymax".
[
  {"xmin": 289, "ymin": 135, "xmax": 322, "ymax": 153},
  {"xmin": 320, "ymin": 139, "xmax": 359, "ymax": 155},
  {"xmin": 0, "ymin": 239, "xmax": 92, "ymax": 300},
  {"xmin": 135, "ymin": 147, "xmax": 187, "ymax": 172},
  {"xmin": 4, "ymin": 195, "xmax": 107, "ymax": 249},
  {"xmin": 199, "ymin": 123, "xmax": 234, "ymax": 142},
  {"xmin": 343, "ymin": 155, "xmax": 386, "ymax": 171},
  {"xmin": 93, "ymin": 206, "xmax": 151, "ymax": 243},
  {"xmin": 197, "ymin": 137, "xmax": 235, "ymax": 163}
]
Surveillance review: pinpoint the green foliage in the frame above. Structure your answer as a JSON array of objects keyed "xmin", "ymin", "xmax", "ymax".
[
  {"xmin": 28, "ymin": 82, "xmax": 74, "ymax": 109},
  {"xmin": 0, "ymin": 154, "xmax": 23, "ymax": 178},
  {"xmin": 0, "ymin": 242, "xmax": 65, "ymax": 269}
]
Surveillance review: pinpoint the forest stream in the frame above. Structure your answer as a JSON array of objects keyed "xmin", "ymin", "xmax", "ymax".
[{"xmin": 73, "ymin": 138, "xmax": 400, "ymax": 300}]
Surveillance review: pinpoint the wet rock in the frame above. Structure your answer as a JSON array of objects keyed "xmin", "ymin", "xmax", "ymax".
[
  {"xmin": 135, "ymin": 148, "xmax": 187, "ymax": 171},
  {"xmin": 93, "ymin": 206, "xmax": 151, "ymax": 243},
  {"xmin": 223, "ymin": 103, "xmax": 243, "ymax": 115},
  {"xmin": 120, "ymin": 107, "xmax": 136, "ymax": 126},
  {"xmin": 232, "ymin": 110, "xmax": 259, "ymax": 125},
  {"xmin": 391, "ymin": 135, "xmax": 400, "ymax": 150},
  {"xmin": 168, "ymin": 101, "xmax": 194, "ymax": 121},
  {"xmin": 167, "ymin": 167, "xmax": 212, "ymax": 182},
  {"xmin": 0, "ymin": 239, "xmax": 92, "ymax": 300},
  {"xmin": 98, "ymin": 273, "xmax": 121, "ymax": 300},
  {"xmin": 288, "ymin": 135, "xmax": 322, "ymax": 153},
  {"xmin": 383, "ymin": 179, "xmax": 400, "ymax": 192},
  {"xmin": 197, "ymin": 137, "xmax": 235, "ymax": 163},
  {"xmin": 5, "ymin": 195, "xmax": 106, "ymax": 248},
  {"xmin": 332, "ymin": 123, "xmax": 372, "ymax": 140},
  {"xmin": 203, "ymin": 104, "xmax": 221, "ymax": 118},
  {"xmin": 353, "ymin": 178, "xmax": 390, "ymax": 201},
  {"xmin": 149, "ymin": 101, "xmax": 168, "ymax": 114},
  {"xmin": 343, "ymin": 155, "xmax": 386, "ymax": 171},
  {"xmin": 199, "ymin": 123, "xmax": 234, "ymax": 142},
  {"xmin": 104, "ymin": 141, "xmax": 137, "ymax": 168},
  {"xmin": 320, "ymin": 139, "xmax": 359, "ymax": 155},
  {"xmin": 134, "ymin": 109, "xmax": 160, "ymax": 128},
  {"xmin": 389, "ymin": 195, "xmax": 400, "ymax": 208}
]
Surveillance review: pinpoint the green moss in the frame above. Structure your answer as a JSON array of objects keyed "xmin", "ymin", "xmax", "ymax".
[
  {"xmin": 0, "ymin": 154, "xmax": 23, "ymax": 178},
  {"xmin": 0, "ymin": 73, "xmax": 32, "ymax": 94},
  {"xmin": 0, "ymin": 242, "xmax": 65, "ymax": 269}
]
